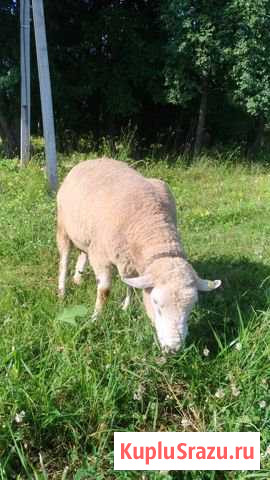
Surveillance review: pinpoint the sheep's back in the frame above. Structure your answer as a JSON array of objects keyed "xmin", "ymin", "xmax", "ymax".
[{"xmin": 57, "ymin": 158, "xmax": 160, "ymax": 251}]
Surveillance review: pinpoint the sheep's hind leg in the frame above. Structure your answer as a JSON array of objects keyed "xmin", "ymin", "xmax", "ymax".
[
  {"xmin": 73, "ymin": 251, "xmax": 88, "ymax": 285},
  {"xmin": 121, "ymin": 287, "xmax": 133, "ymax": 311},
  {"xmin": 57, "ymin": 223, "xmax": 71, "ymax": 298},
  {"xmin": 91, "ymin": 265, "xmax": 112, "ymax": 321}
]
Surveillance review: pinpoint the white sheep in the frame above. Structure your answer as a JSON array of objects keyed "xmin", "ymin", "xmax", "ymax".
[{"xmin": 57, "ymin": 157, "xmax": 221, "ymax": 353}]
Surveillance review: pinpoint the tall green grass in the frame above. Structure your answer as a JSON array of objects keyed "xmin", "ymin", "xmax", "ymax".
[{"xmin": 0, "ymin": 154, "xmax": 269, "ymax": 479}]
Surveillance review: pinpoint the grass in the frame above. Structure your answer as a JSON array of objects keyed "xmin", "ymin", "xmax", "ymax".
[{"xmin": 0, "ymin": 152, "xmax": 270, "ymax": 479}]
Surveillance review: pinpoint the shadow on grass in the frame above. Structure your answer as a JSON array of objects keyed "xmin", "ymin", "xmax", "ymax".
[
  {"xmin": 62, "ymin": 254, "xmax": 270, "ymax": 354},
  {"xmin": 188, "ymin": 255, "xmax": 270, "ymax": 352}
]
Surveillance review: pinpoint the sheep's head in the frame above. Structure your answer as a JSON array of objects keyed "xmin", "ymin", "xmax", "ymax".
[{"xmin": 123, "ymin": 258, "xmax": 221, "ymax": 353}]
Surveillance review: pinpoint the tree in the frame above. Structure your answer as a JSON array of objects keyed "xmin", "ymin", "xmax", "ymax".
[
  {"xmin": 228, "ymin": 0, "xmax": 270, "ymax": 153},
  {"xmin": 2, "ymin": 0, "xmax": 269, "ymax": 157},
  {"xmin": 39, "ymin": 0, "xmax": 164, "ymax": 144},
  {"xmin": 0, "ymin": 1, "xmax": 20, "ymax": 156},
  {"xmin": 161, "ymin": 0, "xmax": 230, "ymax": 154}
]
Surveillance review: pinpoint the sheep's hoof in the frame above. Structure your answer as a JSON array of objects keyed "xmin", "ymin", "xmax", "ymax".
[
  {"xmin": 156, "ymin": 355, "xmax": 167, "ymax": 365},
  {"xmin": 91, "ymin": 310, "xmax": 99, "ymax": 322},
  {"xmin": 58, "ymin": 289, "xmax": 65, "ymax": 299},
  {"xmin": 121, "ymin": 295, "xmax": 131, "ymax": 311},
  {"xmin": 73, "ymin": 274, "xmax": 82, "ymax": 285},
  {"xmin": 121, "ymin": 296, "xmax": 131, "ymax": 311}
]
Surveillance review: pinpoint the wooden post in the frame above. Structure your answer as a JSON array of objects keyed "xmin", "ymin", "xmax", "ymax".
[
  {"xmin": 32, "ymin": 0, "xmax": 57, "ymax": 191},
  {"xmin": 20, "ymin": 0, "xmax": 31, "ymax": 165}
]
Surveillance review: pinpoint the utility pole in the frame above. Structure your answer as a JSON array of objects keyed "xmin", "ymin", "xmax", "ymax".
[
  {"xmin": 20, "ymin": 0, "xmax": 31, "ymax": 166},
  {"xmin": 32, "ymin": 0, "xmax": 57, "ymax": 191}
]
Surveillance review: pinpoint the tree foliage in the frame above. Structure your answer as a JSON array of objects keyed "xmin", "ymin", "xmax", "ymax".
[
  {"xmin": 162, "ymin": 1, "xmax": 228, "ymax": 101},
  {"xmin": 0, "ymin": 0, "xmax": 20, "ymax": 155},
  {"xmin": 229, "ymin": 0, "xmax": 270, "ymax": 120},
  {"xmin": 1, "ymin": 0, "xmax": 270, "ymax": 156}
]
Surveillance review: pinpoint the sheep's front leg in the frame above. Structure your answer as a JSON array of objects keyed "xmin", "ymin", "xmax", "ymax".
[
  {"xmin": 92, "ymin": 267, "xmax": 112, "ymax": 321},
  {"xmin": 73, "ymin": 251, "xmax": 88, "ymax": 285},
  {"xmin": 121, "ymin": 287, "xmax": 133, "ymax": 310}
]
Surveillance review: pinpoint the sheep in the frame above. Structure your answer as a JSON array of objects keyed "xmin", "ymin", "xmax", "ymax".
[{"xmin": 56, "ymin": 157, "xmax": 221, "ymax": 353}]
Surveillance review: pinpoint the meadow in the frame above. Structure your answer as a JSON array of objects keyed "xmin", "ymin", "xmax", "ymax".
[{"xmin": 0, "ymin": 151, "xmax": 270, "ymax": 479}]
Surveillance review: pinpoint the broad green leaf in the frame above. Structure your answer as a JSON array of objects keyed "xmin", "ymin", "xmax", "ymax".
[{"xmin": 56, "ymin": 305, "xmax": 88, "ymax": 326}]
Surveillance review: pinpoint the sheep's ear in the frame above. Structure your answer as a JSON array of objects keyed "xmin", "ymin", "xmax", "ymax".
[
  {"xmin": 197, "ymin": 278, "xmax": 221, "ymax": 292},
  {"xmin": 122, "ymin": 275, "xmax": 154, "ymax": 289}
]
